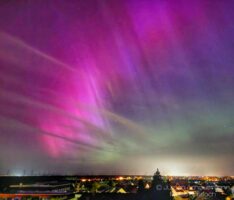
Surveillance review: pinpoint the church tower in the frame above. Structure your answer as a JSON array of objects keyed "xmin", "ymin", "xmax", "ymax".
[{"xmin": 149, "ymin": 169, "xmax": 172, "ymax": 200}]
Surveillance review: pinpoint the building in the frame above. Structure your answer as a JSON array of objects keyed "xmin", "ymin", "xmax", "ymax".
[{"xmin": 0, "ymin": 182, "xmax": 75, "ymax": 199}]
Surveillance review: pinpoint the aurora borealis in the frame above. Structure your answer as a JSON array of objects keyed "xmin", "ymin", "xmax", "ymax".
[{"xmin": 0, "ymin": 0, "xmax": 233, "ymax": 176}]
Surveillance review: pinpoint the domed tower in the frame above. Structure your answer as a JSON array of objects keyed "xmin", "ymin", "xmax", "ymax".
[
  {"xmin": 150, "ymin": 169, "xmax": 172, "ymax": 200},
  {"xmin": 152, "ymin": 168, "xmax": 162, "ymax": 187}
]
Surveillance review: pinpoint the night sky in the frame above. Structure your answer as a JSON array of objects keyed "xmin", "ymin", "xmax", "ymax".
[{"xmin": 0, "ymin": 0, "xmax": 233, "ymax": 176}]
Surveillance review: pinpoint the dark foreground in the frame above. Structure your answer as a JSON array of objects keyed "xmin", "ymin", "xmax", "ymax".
[{"xmin": 0, "ymin": 170, "xmax": 233, "ymax": 200}]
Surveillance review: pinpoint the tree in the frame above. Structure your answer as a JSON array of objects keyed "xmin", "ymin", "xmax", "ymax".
[{"xmin": 138, "ymin": 179, "xmax": 145, "ymax": 193}]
